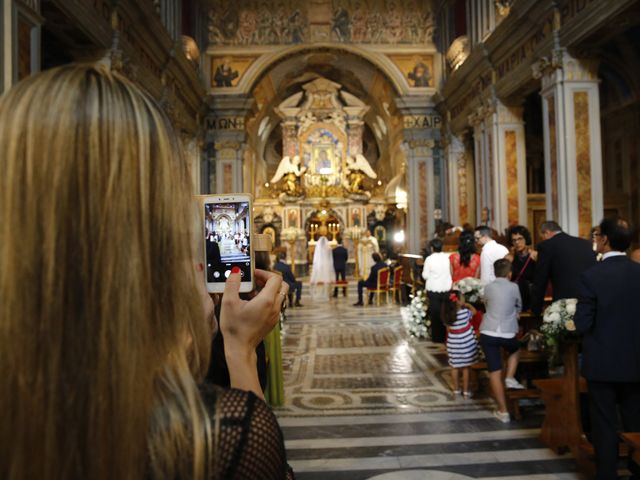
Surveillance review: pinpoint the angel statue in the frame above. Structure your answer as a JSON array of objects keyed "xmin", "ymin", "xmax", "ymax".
[
  {"xmin": 343, "ymin": 154, "xmax": 377, "ymax": 194},
  {"xmin": 271, "ymin": 155, "xmax": 307, "ymax": 197}
]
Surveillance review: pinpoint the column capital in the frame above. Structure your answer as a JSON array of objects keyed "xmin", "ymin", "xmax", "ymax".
[{"xmin": 534, "ymin": 49, "xmax": 600, "ymax": 92}]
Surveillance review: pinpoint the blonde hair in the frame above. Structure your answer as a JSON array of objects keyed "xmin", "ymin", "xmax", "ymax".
[{"xmin": 0, "ymin": 64, "xmax": 211, "ymax": 479}]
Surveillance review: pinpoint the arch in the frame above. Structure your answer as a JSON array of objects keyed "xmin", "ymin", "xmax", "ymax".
[{"xmin": 212, "ymin": 43, "xmax": 412, "ymax": 96}]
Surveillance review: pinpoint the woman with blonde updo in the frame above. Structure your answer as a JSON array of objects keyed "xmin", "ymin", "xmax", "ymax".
[{"xmin": 0, "ymin": 64, "xmax": 292, "ymax": 479}]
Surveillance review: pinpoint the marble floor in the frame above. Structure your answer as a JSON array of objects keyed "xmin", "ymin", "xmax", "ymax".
[{"xmin": 275, "ymin": 286, "xmax": 581, "ymax": 480}]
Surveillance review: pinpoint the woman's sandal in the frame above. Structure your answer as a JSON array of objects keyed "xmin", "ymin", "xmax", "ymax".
[{"xmin": 462, "ymin": 391, "xmax": 473, "ymax": 399}]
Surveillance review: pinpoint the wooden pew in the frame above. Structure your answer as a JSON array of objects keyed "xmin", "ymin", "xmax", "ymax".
[
  {"xmin": 621, "ymin": 433, "xmax": 640, "ymax": 468},
  {"xmin": 534, "ymin": 340, "xmax": 585, "ymax": 456}
]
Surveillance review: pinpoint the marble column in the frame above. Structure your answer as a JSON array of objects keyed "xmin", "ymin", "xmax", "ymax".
[
  {"xmin": 404, "ymin": 139, "xmax": 435, "ymax": 253},
  {"xmin": 468, "ymin": 100, "xmax": 527, "ymax": 232},
  {"xmin": 212, "ymin": 136, "xmax": 244, "ymax": 194},
  {"xmin": 535, "ymin": 49, "xmax": 604, "ymax": 238},
  {"xmin": 396, "ymin": 100, "xmax": 442, "ymax": 252},
  {"xmin": 282, "ymin": 121, "xmax": 298, "ymax": 158},
  {"xmin": 347, "ymin": 120, "xmax": 364, "ymax": 156}
]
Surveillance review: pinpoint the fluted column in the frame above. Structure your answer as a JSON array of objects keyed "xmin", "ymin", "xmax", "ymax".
[{"xmin": 534, "ymin": 49, "xmax": 604, "ymax": 238}]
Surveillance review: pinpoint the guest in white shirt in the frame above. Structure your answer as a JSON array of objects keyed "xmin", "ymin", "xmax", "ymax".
[
  {"xmin": 475, "ymin": 226, "xmax": 509, "ymax": 284},
  {"xmin": 422, "ymin": 239, "xmax": 452, "ymax": 343}
]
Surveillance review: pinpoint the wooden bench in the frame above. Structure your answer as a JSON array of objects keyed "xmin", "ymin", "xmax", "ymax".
[
  {"xmin": 576, "ymin": 433, "xmax": 632, "ymax": 478},
  {"xmin": 534, "ymin": 376, "xmax": 588, "ymax": 454},
  {"xmin": 621, "ymin": 433, "xmax": 640, "ymax": 467},
  {"xmin": 506, "ymin": 388, "xmax": 541, "ymax": 421}
]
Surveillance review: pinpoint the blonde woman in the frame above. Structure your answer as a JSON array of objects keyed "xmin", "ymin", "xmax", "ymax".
[{"xmin": 0, "ymin": 64, "xmax": 293, "ymax": 479}]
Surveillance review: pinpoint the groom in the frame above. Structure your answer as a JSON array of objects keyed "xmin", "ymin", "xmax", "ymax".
[{"xmin": 575, "ymin": 218, "xmax": 640, "ymax": 480}]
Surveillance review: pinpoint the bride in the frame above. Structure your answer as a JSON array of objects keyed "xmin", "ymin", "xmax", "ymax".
[{"xmin": 310, "ymin": 236, "xmax": 335, "ymax": 301}]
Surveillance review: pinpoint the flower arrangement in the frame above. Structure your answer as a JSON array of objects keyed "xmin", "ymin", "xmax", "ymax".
[
  {"xmin": 540, "ymin": 298, "xmax": 578, "ymax": 347},
  {"xmin": 454, "ymin": 277, "xmax": 485, "ymax": 304},
  {"xmin": 402, "ymin": 290, "xmax": 430, "ymax": 339}
]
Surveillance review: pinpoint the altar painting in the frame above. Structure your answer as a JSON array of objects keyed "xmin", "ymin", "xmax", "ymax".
[{"xmin": 301, "ymin": 128, "xmax": 345, "ymax": 187}]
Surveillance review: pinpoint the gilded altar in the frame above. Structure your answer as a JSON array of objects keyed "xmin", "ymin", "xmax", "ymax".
[{"xmin": 254, "ymin": 76, "xmax": 391, "ymax": 275}]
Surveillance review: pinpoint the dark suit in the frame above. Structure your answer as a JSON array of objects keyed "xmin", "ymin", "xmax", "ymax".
[
  {"xmin": 332, "ymin": 245, "xmax": 348, "ymax": 296},
  {"xmin": 531, "ymin": 232, "xmax": 596, "ymax": 315},
  {"xmin": 206, "ymin": 237, "xmax": 222, "ymax": 282},
  {"xmin": 575, "ymin": 255, "xmax": 640, "ymax": 480},
  {"xmin": 357, "ymin": 260, "xmax": 386, "ymax": 304},
  {"xmin": 273, "ymin": 260, "xmax": 302, "ymax": 303}
]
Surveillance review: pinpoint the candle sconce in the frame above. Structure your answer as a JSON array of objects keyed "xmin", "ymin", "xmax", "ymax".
[{"xmin": 327, "ymin": 222, "xmax": 340, "ymax": 242}]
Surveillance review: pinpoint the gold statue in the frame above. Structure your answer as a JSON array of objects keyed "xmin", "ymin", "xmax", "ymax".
[
  {"xmin": 343, "ymin": 154, "xmax": 377, "ymax": 194},
  {"xmin": 271, "ymin": 155, "xmax": 306, "ymax": 197},
  {"xmin": 346, "ymin": 169, "xmax": 366, "ymax": 193}
]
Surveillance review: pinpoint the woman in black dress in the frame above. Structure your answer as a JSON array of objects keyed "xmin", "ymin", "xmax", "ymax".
[{"xmin": 508, "ymin": 225, "xmax": 537, "ymax": 311}]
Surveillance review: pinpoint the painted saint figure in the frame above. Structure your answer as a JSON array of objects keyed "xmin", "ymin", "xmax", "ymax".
[
  {"xmin": 214, "ymin": 59, "xmax": 239, "ymax": 87},
  {"xmin": 316, "ymin": 149, "xmax": 332, "ymax": 173},
  {"xmin": 408, "ymin": 62, "xmax": 431, "ymax": 87}
]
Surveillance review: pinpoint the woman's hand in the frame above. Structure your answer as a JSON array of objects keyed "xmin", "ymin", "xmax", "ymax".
[
  {"xmin": 219, "ymin": 268, "xmax": 288, "ymax": 397},
  {"xmin": 221, "ymin": 268, "xmax": 288, "ymax": 354}
]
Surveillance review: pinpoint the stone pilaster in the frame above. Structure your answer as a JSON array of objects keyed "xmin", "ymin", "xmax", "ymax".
[
  {"xmin": 205, "ymin": 95, "xmax": 254, "ymax": 194},
  {"xmin": 397, "ymin": 98, "xmax": 442, "ymax": 253},
  {"xmin": 535, "ymin": 49, "xmax": 604, "ymax": 238},
  {"xmin": 445, "ymin": 134, "xmax": 471, "ymax": 226},
  {"xmin": 468, "ymin": 99, "xmax": 527, "ymax": 231}
]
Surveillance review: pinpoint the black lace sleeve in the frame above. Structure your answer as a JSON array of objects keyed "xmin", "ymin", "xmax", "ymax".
[{"xmin": 201, "ymin": 385, "xmax": 294, "ymax": 480}]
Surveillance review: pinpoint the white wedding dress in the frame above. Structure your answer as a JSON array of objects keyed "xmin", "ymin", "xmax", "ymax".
[{"xmin": 310, "ymin": 236, "xmax": 335, "ymax": 301}]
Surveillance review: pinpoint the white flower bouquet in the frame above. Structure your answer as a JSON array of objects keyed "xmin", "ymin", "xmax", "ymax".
[
  {"xmin": 540, "ymin": 298, "xmax": 578, "ymax": 347},
  {"xmin": 401, "ymin": 290, "xmax": 431, "ymax": 339},
  {"xmin": 454, "ymin": 277, "xmax": 485, "ymax": 304}
]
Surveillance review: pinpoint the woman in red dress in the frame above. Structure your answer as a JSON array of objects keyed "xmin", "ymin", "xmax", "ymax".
[
  {"xmin": 450, "ymin": 231, "xmax": 480, "ymax": 282},
  {"xmin": 449, "ymin": 230, "xmax": 482, "ymax": 332}
]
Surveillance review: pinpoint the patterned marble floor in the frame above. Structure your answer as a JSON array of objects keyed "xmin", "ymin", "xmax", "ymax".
[{"xmin": 275, "ymin": 285, "xmax": 582, "ymax": 479}]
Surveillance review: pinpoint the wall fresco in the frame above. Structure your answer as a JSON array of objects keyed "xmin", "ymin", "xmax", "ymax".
[
  {"xmin": 209, "ymin": 1, "xmax": 308, "ymax": 46},
  {"xmin": 331, "ymin": 0, "xmax": 433, "ymax": 44},
  {"xmin": 207, "ymin": 0, "xmax": 433, "ymax": 46}
]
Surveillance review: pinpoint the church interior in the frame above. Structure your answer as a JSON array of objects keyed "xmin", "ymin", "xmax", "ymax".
[{"xmin": 3, "ymin": 0, "xmax": 640, "ymax": 479}]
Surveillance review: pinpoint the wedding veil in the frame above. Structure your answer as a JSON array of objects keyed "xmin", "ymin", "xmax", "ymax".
[{"xmin": 310, "ymin": 236, "xmax": 335, "ymax": 285}]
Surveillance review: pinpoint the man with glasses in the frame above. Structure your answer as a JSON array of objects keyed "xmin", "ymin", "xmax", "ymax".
[
  {"xmin": 475, "ymin": 226, "xmax": 509, "ymax": 285},
  {"xmin": 575, "ymin": 218, "xmax": 640, "ymax": 480},
  {"xmin": 531, "ymin": 221, "xmax": 596, "ymax": 316}
]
